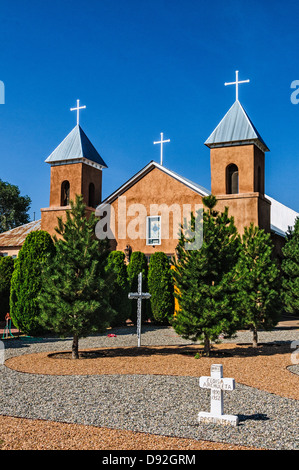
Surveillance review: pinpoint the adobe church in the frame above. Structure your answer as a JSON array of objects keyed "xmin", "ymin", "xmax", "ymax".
[{"xmin": 0, "ymin": 74, "xmax": 298, "ymax": 259}]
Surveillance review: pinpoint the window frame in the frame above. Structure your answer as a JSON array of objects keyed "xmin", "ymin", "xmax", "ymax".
[{"xmin": 146, "ymin": 215, "xmax": 162, "ymax": 246}]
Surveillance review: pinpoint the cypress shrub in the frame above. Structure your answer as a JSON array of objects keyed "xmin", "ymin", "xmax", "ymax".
[
  {"xmin": 148, "ymin": 252, "xmax": 174, "ymax": 324},
  {"xmin": 127, "ymin": 251, "xmax": 151, "ymax": 324},
  {"xmin": 281, "ymin": 217, "xmax": 299, "ymax": 315},
  {"xmin": 106, "ymin": 251, "xmax": 130, "ymax": 326},
  {"xmin": 10, "ymin": 230, "xmax": 55, "ymax": 336},
  {"xmin": 0, "ymin": 256, "xmax": 14, "ymax": 321}
]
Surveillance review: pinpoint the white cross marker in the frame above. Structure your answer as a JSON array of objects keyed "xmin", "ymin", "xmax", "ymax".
[
  {"xmin": 225, "ymin": 70, "xmax": 250, "ymax": 102},
  {"xmin": 70, "ymin": 99, "xmax": 86, "ymax": 126},
  {"xmin": 153, "ymin": 132, "xmax": 170, "ymax": 166},
  {"xmin": 128, "ymin": 272, "xmax": 151, "ymax": 347},
  {"xmin": 198, "ymin": 364, "xmax": 239, "ymax": 426}
]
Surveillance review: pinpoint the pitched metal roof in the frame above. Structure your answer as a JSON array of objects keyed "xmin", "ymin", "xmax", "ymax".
[
  {"xmin": 45, "ymin": 125, "xmax": 108, "ymax": 168},
  {"xmin": 0, "ymin": 219, "xmax": 41, "ymax": 247},
  {"xmin": 205, "ymin": 100, "xmax": 269, "ymax": 152},
  {"xmin": 267, "ymin": 196, "xmax": 299, "ymax": 236}
]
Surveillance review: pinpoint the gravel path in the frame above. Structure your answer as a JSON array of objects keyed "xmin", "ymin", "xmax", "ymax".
[{"xmin": 0, "ymin": 325, "xmax": 298, "ymax": 450}]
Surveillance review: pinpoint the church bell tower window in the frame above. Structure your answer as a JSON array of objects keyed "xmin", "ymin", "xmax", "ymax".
[
  {"xmin": 61, "ymin": 180, "xmax": 70, "ymax": 206},
  {"xmin": 88, "ymin": 182, "xmax": 95, "ymax": 208},
  {"xmin": 226, "ymin": 164, "xmax": 239, "ymax": 194}
]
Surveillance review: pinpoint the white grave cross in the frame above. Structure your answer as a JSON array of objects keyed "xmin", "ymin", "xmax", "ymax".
[
  {"xmin": 198, "ymin": 364, "xmax": 239, "ymax": 426},
  {"xmin": 128, "ymin": 272, "xmax": 151, "ymax": 347}
]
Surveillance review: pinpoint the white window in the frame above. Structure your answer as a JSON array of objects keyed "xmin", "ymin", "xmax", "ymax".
[{"xmin": 146, "ymin": 216, "xmax": 161, "ymax": 246}]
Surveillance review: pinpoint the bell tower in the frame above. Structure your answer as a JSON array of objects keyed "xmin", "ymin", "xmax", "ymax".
[
  {"xmin": 205, "ymin": 72, "xmax": 271, "ymax": 234},
  {"xmin": 41, "ymin": 101, "xmax": 108, "ymax": 236}
]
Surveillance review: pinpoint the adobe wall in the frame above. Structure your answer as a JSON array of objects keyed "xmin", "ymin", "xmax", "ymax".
[
  {"xmin": 214, "ymin": 193, "xmax": 271, "ymax": 235},
  {"xmin": 41, "ymin": 206, "xmax": 95, "ymax": 237},
  {"xmin": 49, "ymin": 163, "xmax": 83, "ymax": 206},
  {"xmin": 210, "ymin": 144, "xmax": 265, "ymax": 195},
  {"xmin": 107, "ymin": 167, "xmax": 204, "ymax": 256}
]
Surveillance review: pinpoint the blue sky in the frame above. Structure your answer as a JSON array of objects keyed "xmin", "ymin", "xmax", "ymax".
[{"xmin": 0, "ymin": 0, "xmax": 299, "ymax": 221}]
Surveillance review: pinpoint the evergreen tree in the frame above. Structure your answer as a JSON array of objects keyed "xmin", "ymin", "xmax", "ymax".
[
  {"xmin": 38, "ymin": 195, "xmax": 115, "ymax": 358},
  {"xmin": 148, "ymin": 252, "xmax": 174, "ymax": 324},
  {"xmin": 105, "ymin": 250, "xmax": 130, "ymax": 326},
  {"xmin": 127, "ymin": 251, "xmax": 150, "ymax": 324},
  {"xmin": 0, "ymin": 179, "xmax": 31, "ymax": 233},
  {"xmin": 0, "ymin": 256, "xmax": 14, "ymax": 321},
  {"xmin": 172, "ymin": 195, "xmax": 240, "ymax": 355},
  {"xmin": 233, "ymin": 224, "xmax": 281, "ymax": 347},
  {"xmin": 281, "ymin": 217, "xmax": 299, "ymax": 315},
  {"xmin": 10, "ymin": 230, "xmax": 55, "ymax": 335}
]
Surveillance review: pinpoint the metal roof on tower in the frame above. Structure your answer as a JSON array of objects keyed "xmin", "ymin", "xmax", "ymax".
[
  {"xmin": 45, "ymin": 124, "xmax": 108, "ymax": 168},
  {"xmin": 205, "ymin": 100, "xmax": 269, "ymax": 152}
]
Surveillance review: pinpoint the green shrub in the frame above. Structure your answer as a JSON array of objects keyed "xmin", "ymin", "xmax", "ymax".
[
  {"xmin": 148, "ymin": 252, "xmax": 174, "ymax": 324},
  {"xmin": 281, "ymin": 217, "xmax": 299, "ymax": 315},
  {"xmin": 0, "ymin": 256, "xmax": 14, "ymax": 321},
  {"xmin": 38, "ymin": 196, "xmax": 115, "ymax": 358},
  {"xmin": 127, "ymin": 251, "xmax": 151, "ymax": 324},
  {"xmin": 106, "ymin": 251, "xmax": 130, "ymax": 326},
  {"xmin": 10, "ymin": 230, "xmax": 55, "ymax": 336}
]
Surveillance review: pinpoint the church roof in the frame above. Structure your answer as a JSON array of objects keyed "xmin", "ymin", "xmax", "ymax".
[
  {"xmin": 267, "ymin": 196, "xmax": 299, "ymax": 237},
  {"xmin": 98, "ymin": 161, "xmax": 210, "ymax": 209},
  {"xmin": 45, "ymin": 125, "xmax": 108, "ymax": 168},
  {"xmin": 0, "ymin": 219, "xmax": 41, "ymax": 248},
  {"xmin": 205, "ymin": 100, "xmax": 269, "ymax": 152},
  {"xmin": 97, "ymin": 159, "xmax": 298, "ymax": 239}
]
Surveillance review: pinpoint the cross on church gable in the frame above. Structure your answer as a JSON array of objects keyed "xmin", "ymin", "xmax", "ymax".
[{"xmin": 153, "ymin": 132, "xmax": 170, "ymax": 166}]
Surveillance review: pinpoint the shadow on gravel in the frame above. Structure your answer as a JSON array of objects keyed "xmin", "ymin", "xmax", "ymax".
[
  {"xmin": 238, "ymin": 413, "xmax": 270, "ymax": 423},
  {"xmin": 48, "ymin": 342, "xmax": 292, "ymax": 360}
]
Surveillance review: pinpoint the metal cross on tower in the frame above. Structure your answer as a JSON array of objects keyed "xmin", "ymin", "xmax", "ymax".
[
  {"xmin": 70, "ymin": 99, "xmax": 86, "ymax": 126},
  {"xmin": 154, "ymin": 132, "xmax": 170, "ymax": 166},
  {"xmin": 225, "ymin": 70, "xmax": 250, "ymax": 102}
]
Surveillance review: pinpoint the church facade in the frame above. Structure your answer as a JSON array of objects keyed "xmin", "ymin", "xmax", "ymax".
[{"xmin": 0, "ymin": 94, "xmax": 298, "ymax": 260}]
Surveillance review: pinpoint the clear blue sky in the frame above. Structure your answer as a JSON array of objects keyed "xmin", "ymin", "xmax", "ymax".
[{"xmin": 0, "ymin": 0, "xmax": 299, "ymax": 221}]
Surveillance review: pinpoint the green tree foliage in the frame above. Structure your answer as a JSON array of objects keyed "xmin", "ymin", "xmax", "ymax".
[
  {"xmin": 0, "ymin": 256, "xmax": 14, "ymax": 320},
  {"xmin": 105, "ymin": 250, "xmax": 130, "ymax": 326},
  {"xmin": 232, "ymin": 224, "xmax": 281, "ymax": 347},
  {"xmin": 38, "ymin": 195, "xmax": 115, "ymax": 358},
  {"xmin": 10, "ymin": 231, "xmax": 55, "ymax": 335},
  {"xmin": 148, "ymin": 252, "xmax": 174, "ymax": 324},
  {"xmin": 127, "ymin": 251, "xmax": 151, "ymax": 324},
  {"xmin": 0, "ymin": 179, "xmax": 31, "ymax": 233},
  {"xmin": 281, "ymin": 217, "xmax": 299, "ymax": 315},
  {"xmin": 172, "ymin": 195, "xmax": 240, "ymax": 355}
]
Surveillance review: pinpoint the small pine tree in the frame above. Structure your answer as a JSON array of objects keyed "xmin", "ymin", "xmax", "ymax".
[
  {"xmin": 281, "ymin": 217, "xmax": 299, "ymax": 315},
  {"xmin": 172, "ymin": 195, "xmax": 240, "ymax": 355},
  {"xmin": 233, "ymin": 224, "xmax": 282, "ymax": 347},
  {"xmin": 148, "ymin": 252, "xmax": 174, "ymax": 324},
  {"xmin": 10, "ymin": 231, "xmax": 55, "ymax": 335},
  {"xmin": 38, "ymin": 195, "xmax": 116, "ymax": 358},
  {"xmin": 0, "ymin": 256, "xmax": 14, "ymax": 321},
  {"xmin": 127, "ymin": 251, "xmax": 151, "ymax": 324},
  {"xmin": 105, "ymin": 251, "xmax": 130, "ymax": 326}
]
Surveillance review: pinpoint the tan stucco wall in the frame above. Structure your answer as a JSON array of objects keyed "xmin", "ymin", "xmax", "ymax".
[
  {"xmin": 106, "ymin": 167, "xmax": 204, "ymax": 256},
  {"xmin": 210, "ymin": 144, "xmax": 265, "ymax": 195},
  {"xmin": 214, "ymin": 193, "xmax": 271, "ymax": 235},
  {"xmin": 0, "ymin": 247, "xmax": 20, "ymax": 258},
  {"xmin": 41, "ymin": 206, "xmax": 95, "ymax": 236},
  {"xmin": 42, "ymin": 162, "xmax": 102, "ymax": 236}
]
